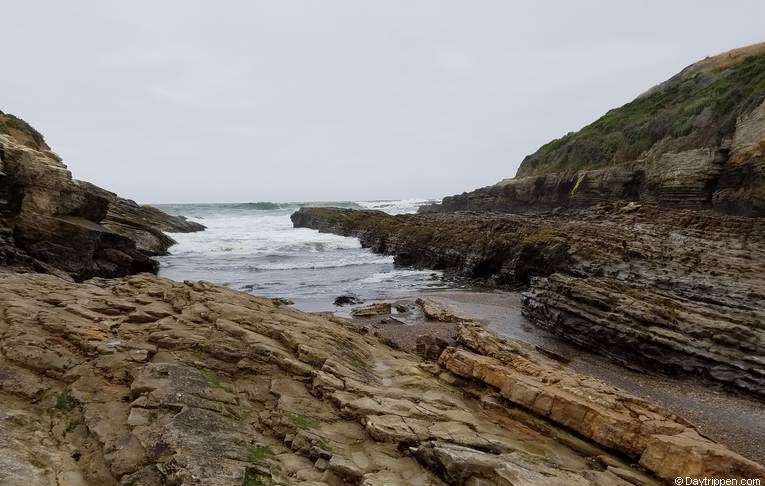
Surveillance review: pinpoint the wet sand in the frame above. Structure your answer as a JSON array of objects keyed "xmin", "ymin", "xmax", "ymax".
[{"xmin": 347, "ymin": 289, "xmax": 765, "ymax": 464}]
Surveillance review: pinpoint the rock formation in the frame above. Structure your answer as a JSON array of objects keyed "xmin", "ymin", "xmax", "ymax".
[
  {"xmin": 0, "ymin": 114, "xmax": 203, "ymax": 280},
  {"xmin": 421, "ymin": 43, "xmax": 765, "ymax": 216},
  {"xmin": 78, "ymin": 181, "xmax": 205, "ymax": 256},
  {"xmin": 291, "ymin": 205, "xmax": 765, "ymax": 397},
  {"xmin": 1, "ymin": 271, "xmax": 761, "ymax": 485}
]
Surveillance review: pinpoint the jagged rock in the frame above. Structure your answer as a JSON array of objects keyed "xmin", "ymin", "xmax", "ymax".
[
  {"xmin": 0, "ymin": 124, "xmax": 202, "ymax": 278},
  {"xmin": 77, "ymin": 182, "xmax": 205, "ymax": 255},
  {"xmin": 291, "ymin": 208, "xmax": 571, "ymax": 285},
  {"xmin": 416, "ymin": 298, "xmax": 471, "ymax": 322},
  {"xmin": 437, "ymin": 322, "xmax": 765, "ymax": 481},
  {"xmin": 640, "ymin": 430, "xmax": 765, "ymax": 482},
  {"xmin": 292, "ymin": 205, "xmax": 765, "ymax": 396},
  {"xmin": 333, "ymin": 294, "xmax": 362, "ymax": 306},
  {"xmin": 0, "ymin": 271, "xmax": 697, "ymax": 485},
  {"xmin": 415, "ymin": 335, "xmax": 450, "ymax": 361},
  {"xmin": 0, "ymin": 134, "xmax": 159, "ymax": 279},
  {"xmin": 413, "ymin": 441, "xmax": 633, "ymax": 486},
  {"xmin": 271, "ymin": 297, "xmax": 295, "ymax": 306}
]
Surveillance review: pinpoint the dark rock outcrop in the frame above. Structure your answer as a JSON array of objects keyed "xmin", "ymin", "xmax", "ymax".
[
  {"xmin": 0, "ymin": 123, "xmax": 202, "ymax": 279},
  {"xmin": 422, "ymin": 43, "xmax": 765, "ymax": 216},
  {"xmin": 291, "ymin": 207, "xmax": 570, "ymax": 286},
  {"xmin": 78, "ymin": 181, "xmax": 205, "ymax": 255},
  {"xmin": 292, "ymin": 205, "xmax": 765, "ymax": 397}
]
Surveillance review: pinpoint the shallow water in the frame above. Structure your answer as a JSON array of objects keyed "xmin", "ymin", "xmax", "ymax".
[{"xmin": 156, "ymin": 199, "xmax": 453, "ymax": 310}]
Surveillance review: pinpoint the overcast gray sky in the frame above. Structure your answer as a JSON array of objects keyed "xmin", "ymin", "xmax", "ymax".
[{"xmin": 2, "ymin": 1, "xmax": 764, "ymax": 203}]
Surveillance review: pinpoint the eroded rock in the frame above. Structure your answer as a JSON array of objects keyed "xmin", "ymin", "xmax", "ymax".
[{"xmin": 0, "ymin": 271, "xmax": 716, "ymax": 485}]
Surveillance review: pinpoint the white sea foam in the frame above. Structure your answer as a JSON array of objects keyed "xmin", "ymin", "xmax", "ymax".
[{"xmin": 156, "ymin": 199, "xmax": 447, "ymax": 310}]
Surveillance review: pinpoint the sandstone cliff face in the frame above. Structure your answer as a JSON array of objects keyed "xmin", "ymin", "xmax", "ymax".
[
  {"xmin": 291, "ymin": 206, "xmax": 765, "ymax": 397},
  {"xmin": 422, "ymin": 44, "xmax": 765, "ymax": 216},
  {"xmin": 0, "ymin": 131, "xmax": 200, "ymax": 279},
  {"xmin": 1, "ymin": 272, "xmax": 761, "ymax": 485}
]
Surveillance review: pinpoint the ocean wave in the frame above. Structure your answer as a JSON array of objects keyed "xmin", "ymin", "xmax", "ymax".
[
  {"xmin": 181, "ymin": 258, "xmax": 393, "ymax": 272},
  {"xmin": 208, "ymin": 201, "xmax": 364, "ymax": 211},
  {"xmin": 156, "ymin": 198, "xmax": 450, "ymax": 305}
]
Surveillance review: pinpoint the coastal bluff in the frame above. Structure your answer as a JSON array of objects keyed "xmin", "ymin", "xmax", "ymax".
[
  {"xmin": 0, "ymin": 116, "xmax": 203, "ymax": 281},
  {"xmin": 420, "ymin": 43, "xmax": 765, "ymax": 217}
]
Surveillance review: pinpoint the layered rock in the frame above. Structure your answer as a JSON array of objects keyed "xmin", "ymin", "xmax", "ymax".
[
  {"xmin": 78, "ymin": 181, "xmax": 205, "ymax": 255},
  {"xmin": 292, "ymin": 205, "xmax": 765, "ymax": 396},
  {"xmin": 438, "ymin": 322, "xmax": 765, "ymax": 483},
  {"xmin": 291, "ymin": 207, "xmax": 570, "ymax": 285},
  {"xmin": 0, "ymin": 116, "xmax": 203, "ymax": 278},
  {"xmin": 0, "ymin": 134, "xmax": 157, "ymax": 279},
  {"xmin": 0, "ymin": 271, "xmax": 701, "ymax": 486},
  {"xmin": 421, "ymin": 44, "xmax": 765, "ymax": 216}
]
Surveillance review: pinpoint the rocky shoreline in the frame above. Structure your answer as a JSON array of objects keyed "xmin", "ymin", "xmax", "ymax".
[
  {"xmin": 291, "ymin": 205, "xmax": 765, "ymax": 398},
  {"xmin": 0, "ymin": 133, "xmax": 203, "ymax": 280},
  {"xmin": 3, "ymin": 39, "xmax": 765, "ymax": 485},
  {"xmin": 2, "ymin": 272, "xmax": 763, "ymax": 485},
  {"xmin": 345, "ymin": 291, "xmax": 765, "ymax": 465}
]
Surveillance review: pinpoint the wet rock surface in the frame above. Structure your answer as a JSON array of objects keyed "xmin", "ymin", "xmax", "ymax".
[
  {"xmin": 78, "ymin": 182, "xmax": 205, "ymax": 256},
  {"xmin": 4, "ymin": 271, "xmax": 760, "ymax": 485},
  {"xmin": 439, "ymin": 321, "xmax": 765, "ymax": 483},
  {"xmin": 291, "ymin": 205, "xmax": 765, "ymax": 397}
]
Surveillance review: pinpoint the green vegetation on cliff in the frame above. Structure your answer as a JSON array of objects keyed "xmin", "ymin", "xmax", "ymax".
[
  {"xmin": 0, "ymin": 111, "xmax": 49, "ymax": 151},
  {"xmin": 517, "ymin": 43, "xmax": 765, "ymax": 177}
]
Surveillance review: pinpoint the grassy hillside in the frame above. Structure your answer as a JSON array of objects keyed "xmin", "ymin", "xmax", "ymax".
[
  {"xmin": 0, "ymin": 111, "xmax": 49, "ymax": 151},
  {"xmin": 516, "ymin": 43, "xmax": 765, "ymax": 178}
]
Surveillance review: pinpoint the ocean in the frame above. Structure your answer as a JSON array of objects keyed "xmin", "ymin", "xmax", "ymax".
[{"xmin": 155, "ymin": 199, "xmax": 452, "ymax": 311}]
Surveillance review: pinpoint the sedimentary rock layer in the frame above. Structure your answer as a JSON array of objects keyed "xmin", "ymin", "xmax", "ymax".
[
  {"xmin": 291, "ymin": 205, "xmax": 765, "ymax": 396},
  {"xmin": 1, "ymin": 271, "xmax": 761, "ymax": 485},
  {"xmin": 78, "ymin": 181, "xmax": 205, "ymax": 255},
  {"xmin": 0, "ymin": 132, "xmax": 202, "ymax": 279},
  {"xmin": 421, "ymin": 44, "xmax": 765, "ymax": 217},
  {"xmin": 440, "ymin": 323, "xmax": 765, "ymax": 483}
]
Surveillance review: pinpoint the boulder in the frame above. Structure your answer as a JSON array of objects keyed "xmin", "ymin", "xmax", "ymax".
[
  {"xmin": 334, "ymin": 294, "xmax": 362, "ymax": 306},
  {"xmin": 351, "ymin": 303, "xmax": 391, "ymax": 317}
]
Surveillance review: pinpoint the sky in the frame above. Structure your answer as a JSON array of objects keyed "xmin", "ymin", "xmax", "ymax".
[{"xmin": 2, "ymin": 1, "xmax": 764, "ymax": 204}]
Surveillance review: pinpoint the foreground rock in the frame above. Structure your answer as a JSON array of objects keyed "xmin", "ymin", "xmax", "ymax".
[
  {"xmin": 439, "ymin": 322, "xmax": 765, "ymax": 483},
  {"xmin": 2, "ymin": 271, "xmax": 760, "ymax": 485},
  {"xmin": 291, "ymin": 205, "xmax": 765, "ymax": 397}
]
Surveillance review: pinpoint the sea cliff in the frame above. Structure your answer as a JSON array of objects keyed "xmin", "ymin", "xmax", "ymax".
[
  {"xmin": 0, "ymin": 119, "xmax": 203, "ymax": 280},
  {"xmin": 421, "ymin": 43, "xmax": 765, "ymax": 216}
]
